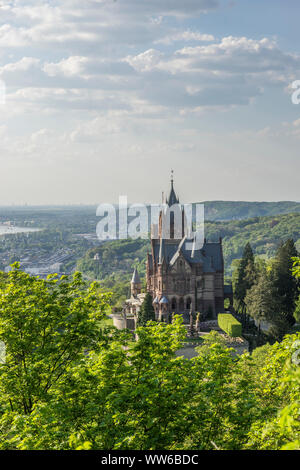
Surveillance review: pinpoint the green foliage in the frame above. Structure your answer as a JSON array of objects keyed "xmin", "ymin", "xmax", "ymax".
[
  {"xmin": 76, "ymin": 238, "xmax": 149, "ymax": 280},
  {"xmin": 76, "ymin": 238, "xmax": 149, "ymax": 308},
  {"xmin": 244, "ymin": 270, "xmax": 277, "ymax": 326},
  {"xmin": 136, "ymin": 292, "xmax": 156, "ymax": 327},
  {"xmin": 1, "ymin": 207, "xmax": 300, "ymax": 281},
  {"xmin": 0, "ymin": 263, "xmax": 110, "ymax": 415},
  {"xmin": 0, "ymin": 315, "xmax": 298, "ymax": 450},
  {"xmin": 245, "ymin": 334, "xmax": 300, "ymax": 450},
  {"xmin": 242, "ymin": 241, "xmax": 299, "ymax": 341},
  {"xmin": 75, "ymin": 213, "xmax": 300, "ymax": 287},
  {"xmin": 292, "ymin": 257, "xmax": 300, "ymax": 323},
  {"xmin": 206, "ymin": 212, "xmax": 300, "ymax": 276},
  {"xmin": 292, "ymin": 257, "xmax": 300, "ymax": 279},
  {"xmin": 234, "ymin": 242, "xmax": 256, "ymax": 316},
  {"xmin": 203, "ymin": 200, "xmax": 300, "ymax": 221},
  {"xmin": 218, "ymin": 314, "xmax": 242, "ymax": 337},
  {"xmin": 294, "ymin": 297, "xmax": 300, "ymax": 323},
  {"xmin": 0, "ymin": 268, "xmax": 299, "ymax": 451},
  {"xmin": 270, "ymin": 239, "xmax": 299, "ymax": 323}
]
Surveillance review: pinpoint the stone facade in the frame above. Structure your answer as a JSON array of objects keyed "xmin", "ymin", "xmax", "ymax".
[
  {"xmin": 118, "ymin": 178, "xmax": 232, "ymax": 327},
  {"xmin": 146, "ymin": 178, "xmax": 227, "ymax": 322}
]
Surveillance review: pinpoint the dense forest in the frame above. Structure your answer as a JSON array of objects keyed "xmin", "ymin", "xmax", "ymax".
[{"xmin": 202, "ymin": 201, "xmax": 300, "ymax": 221}]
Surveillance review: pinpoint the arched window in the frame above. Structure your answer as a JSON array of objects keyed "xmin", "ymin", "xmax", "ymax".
[
  {"xmin": 171, "ymin": 298, "xmax": 177, "ymax": 311},
  {"xmin": 179, "ymin": 298, "xmax": 184, "ymax": 312},
  {"xmin": 186, "ymin": 297, "xmax": 192, "ymax": 310}
]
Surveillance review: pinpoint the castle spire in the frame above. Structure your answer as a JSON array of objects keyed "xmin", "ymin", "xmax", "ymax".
[
  {"xmin": 131, "ymin": 268, "xmax": 141, "ymax": 297},
  {"xmin": 167, "ymin": 169, "xmax": 179, "ymax": 207},
  {"xmin": 131, "ymin": 267, "xmax": 140, "ymax": 284}
]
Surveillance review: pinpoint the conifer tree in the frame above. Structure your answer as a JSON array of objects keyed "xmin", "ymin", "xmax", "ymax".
[
  {"xmin": 271, "ymin": 239, "xmax": 299, "ymax": 325},
  {"xmin": 234, "ymin": 243, "xmax": 256, "ymax": 319},
  {"xmin": 244, "ymin": 270, "xmax": 277, "ymax": 328},
  {"xmin": 136, "ymin": 292, "xmax": 156, "ymax": 327}
]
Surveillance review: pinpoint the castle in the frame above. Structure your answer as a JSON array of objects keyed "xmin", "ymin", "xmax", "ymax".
[{"xmin": 121, "ymin": 177, "xmax": 232, "ymax": 326}]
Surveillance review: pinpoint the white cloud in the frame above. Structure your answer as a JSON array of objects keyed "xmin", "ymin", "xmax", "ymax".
[
  {"xmin": 155, "ymin": 30, "xmax": 215, "ymax": 45},
  {"xmin": 118, "ymin": 36, "xmax": 300, "ymax": 110},
  {"xmin": 0, "ymin": 2, "xmax": 298, "ymax": 117},
  {"xmin": 0, "ymin": 57, "xmax": 40, "ymax": 73},
  {"xmin": 0, "ymin": 33, "xmax": 298, "ymax": 119},
  {"xmin": 43, "ymin": 56, "xmax": 89, "ymax": 78},
  {"xmin": 70, "ymin": 114, "xmax": 123, "ymax": 142},
  {"xmin": 0, "ymin": 1, "xmax": 298, "ymax": 206},
  {"xmin": 124, "ymin": 49, "xmax": 164, "ymax": 72},
  {"xmin": 0, "ymin": 0, "xmax": 219, "ymax": 52}
]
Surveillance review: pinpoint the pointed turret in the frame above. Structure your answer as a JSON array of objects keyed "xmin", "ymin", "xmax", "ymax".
[
  {"xmin": 131, "ymin": 268, "xmax": 140, "ymax": 284},
  {"xmin": 131, "ymin": 268, "xmax": 141, "ymax": 297},
  {"xmin": 166, "ymin": 170, "xmax": 179, "ymax": 207}
]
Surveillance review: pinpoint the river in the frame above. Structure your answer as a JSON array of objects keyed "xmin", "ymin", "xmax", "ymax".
[{"xmin": 0, "ymin": 225, "xmax": 41, "ymax": 235}]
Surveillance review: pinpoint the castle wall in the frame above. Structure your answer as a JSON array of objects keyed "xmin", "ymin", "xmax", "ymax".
[
  {"xmin": 112, "ymin": 314, "xmax": 136, "ymax": 331},
  {"xmin": 145, "ymin": 180, "xmax": 225, "ymax": 322}
]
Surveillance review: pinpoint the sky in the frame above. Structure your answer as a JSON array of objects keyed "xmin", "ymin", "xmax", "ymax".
[{"xmin": 0, "ymin": 0, "xmax": 300, "ymax": 205}]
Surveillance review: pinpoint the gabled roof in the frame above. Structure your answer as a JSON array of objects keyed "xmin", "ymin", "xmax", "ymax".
[{"xmin": 151, "ymin": 237, "xmax": 223, "ymax": 273}]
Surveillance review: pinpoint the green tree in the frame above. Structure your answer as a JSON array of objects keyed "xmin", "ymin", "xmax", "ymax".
[
  {"xmin": 244, "ymin": 270, "xmax": 277, "ymax": 331},
  {"xmin": 292, "ymin": 257, "xmax": 300, "ymax": 279},
  {"xmin": 246, "ymin": 333, "xmax": 300, "ymax": 450},
  {"xmin": 0, "ymin": 317, "xmax": 188, "ymax": 450},
  {"xmin": 271, "ymin": 239, "xmax": 299, "ymax": 325},
  {"xmin": 136, "ymin": 292, "xmax": 155, "ymax": 326},
  {"xmin": 0, "ymin": 264, "xmax": 110, "ymax": 415},
  {"xmin": 0, "ymin": 314, "xmax": 299, "ymax": 450},
  {"xmin": 294, "ymin": 297, "xmax": 300, "ymax": 323},
  {"xmin": 0, "ymin": 267, "xmax": 299, "ymax": 450},
  {"xmin": 245, "ymin": 267, "xmax": 293, "ymax": 342},
  {"xmin": 234, "ymin": 243, "xmax": 256, "ymax": 317},
  {"xmin": 292, "ymin": 257, "xmax": 300, "ymax": 323}
]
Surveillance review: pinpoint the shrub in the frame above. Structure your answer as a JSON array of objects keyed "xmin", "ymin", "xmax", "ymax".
[{"xmin": 218, "ymin": 313, "xmax": 242, "ymax": 337}]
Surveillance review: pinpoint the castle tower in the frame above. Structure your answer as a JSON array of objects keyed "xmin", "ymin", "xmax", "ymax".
[
  {"xmin": 158, "ymin": 172, "xmax": 185, "ymax": 240},
  {"xmin": 131, "ymin": 268, "xmax": 141, "ymax": 297}
]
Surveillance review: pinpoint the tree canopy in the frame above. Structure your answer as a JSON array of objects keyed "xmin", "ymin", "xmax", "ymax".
[{"xmin": 0, "ymin": 265, "xmax": 298, "ymax": 450}]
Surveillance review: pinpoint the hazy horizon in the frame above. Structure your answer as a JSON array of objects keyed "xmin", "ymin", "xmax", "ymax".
[{"xmin": 0, "ymin": 199, "xmax": 300, "ymax": 208}]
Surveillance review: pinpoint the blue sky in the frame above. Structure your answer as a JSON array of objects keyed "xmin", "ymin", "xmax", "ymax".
[{"xmin": 0, "ymin": 0, "xmax": 299, "ymax": 205}]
